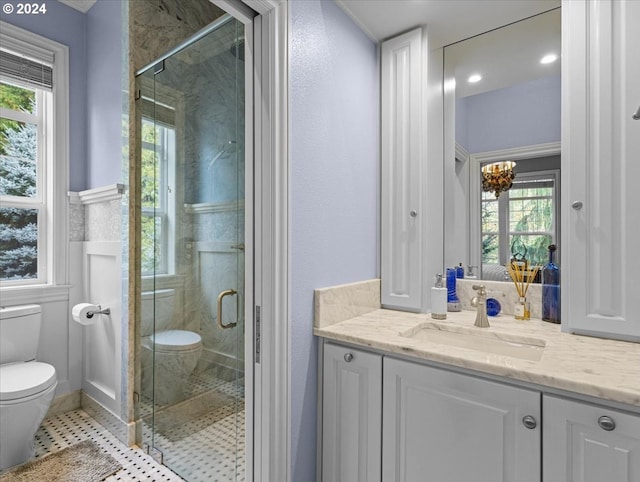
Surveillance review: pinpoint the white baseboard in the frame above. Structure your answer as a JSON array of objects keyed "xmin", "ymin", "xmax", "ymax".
[
  {"xmin": 81, "ymin": 391, "xmax": 136, "ymax": 446},
  {"xmin": 45, "ymin": 390, "xmax": 81, "ymax": 419}
]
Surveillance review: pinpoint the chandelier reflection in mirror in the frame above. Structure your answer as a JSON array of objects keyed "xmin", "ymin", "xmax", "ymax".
[{"xmin": 481, "ymin": 161, "xmax": 517, "ymax": 198}]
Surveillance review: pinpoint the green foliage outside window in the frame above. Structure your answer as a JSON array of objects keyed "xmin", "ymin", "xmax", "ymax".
[
  {"xmin": 0, "ymin": 82, "xmax": 38, "ymax": 281},
  {"xmin": 140, "ymin": 118, "xmax": 166, "ymax": 275},
  {"xmin": 481, "ymin": 182, "xmax": 555, "ymax": 268}
]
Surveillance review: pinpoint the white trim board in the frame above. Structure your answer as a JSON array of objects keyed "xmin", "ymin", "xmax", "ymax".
[{"xmin": 69, "ymin": 184, "xmax": 125, "ymax": 205}]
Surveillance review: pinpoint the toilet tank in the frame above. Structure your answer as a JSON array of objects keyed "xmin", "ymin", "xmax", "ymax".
[
  {"xmin": 141, "ymin": 289, "xmax": 175, "ymax": 336},
  {"xmin": 0, "ymin": 304, "xmax": 42, "ymax": 365}
]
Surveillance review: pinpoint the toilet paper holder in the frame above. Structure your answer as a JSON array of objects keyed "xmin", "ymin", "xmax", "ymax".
[{"xmin": 87, "ymin": 305, "xmax": 110, "ymax": 318}]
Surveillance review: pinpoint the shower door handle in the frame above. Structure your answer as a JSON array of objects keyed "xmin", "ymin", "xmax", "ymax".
[{"xmin": 217, "ymin": 289, "xmax": 238, "ymax": 329}]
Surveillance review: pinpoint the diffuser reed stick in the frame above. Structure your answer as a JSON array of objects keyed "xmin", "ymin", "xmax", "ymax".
[
  {"xmin": 507, "ymin": 261, "xmax": 539, "ymax": 298},
  {"xmin": 508, "ymin": 261, "xmax": 540, "ymax": 320}
]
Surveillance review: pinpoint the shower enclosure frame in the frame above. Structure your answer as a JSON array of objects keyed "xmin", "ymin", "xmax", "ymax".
[{"xmin": 224, "ymin": 3, "xmax": 291, "ymax": 479}]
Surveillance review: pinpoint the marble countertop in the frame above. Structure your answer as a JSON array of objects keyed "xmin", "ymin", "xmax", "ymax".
[{"xmin": 314, "ymin": 308, "xmax": 640, "ymax": 408}]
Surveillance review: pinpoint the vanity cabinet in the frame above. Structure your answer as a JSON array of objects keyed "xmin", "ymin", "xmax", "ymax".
[
  {"xmin": 319, "ymin": 340, "xmax": 640, "ymax": 481},
  {"xmin": 562, "ymin": 0, "xmax": 640, "ymax": 340},
  {"xmin": 382, "ymin": 357, "xmax": 540, "ymax": 482},
  {"xmin": 543, "ymin": 395, "xmax": 640, "ymax": 481},
  {"xmin": 321, "ymin": 343, "xmax": 382, "ymax": 482}
]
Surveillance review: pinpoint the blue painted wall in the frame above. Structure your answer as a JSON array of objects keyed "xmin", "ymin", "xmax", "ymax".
[
  {"xmin": 459, "ymin": 75, "xmax": 561, "ymax": 153},
  {"xmin": 86, "ymin": 0, "xmax": 123, "ymax": 189},
  {"xmin": 289, "ymin": 0, "xmax": 380, "ymax": 479},
  {"xmin": 1, "ymin": 0, "xmax": 88, "ymax": 191}
]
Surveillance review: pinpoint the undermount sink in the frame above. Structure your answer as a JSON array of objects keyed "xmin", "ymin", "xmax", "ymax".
[{"xmin": 400, "ymin": 322, "xmax": 546, "ymax": 361}]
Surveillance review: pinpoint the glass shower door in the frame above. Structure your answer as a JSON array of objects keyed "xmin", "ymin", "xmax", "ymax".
[{"xmin": 136, "ymin": 15, "xmax": 246, "ymax": 482}]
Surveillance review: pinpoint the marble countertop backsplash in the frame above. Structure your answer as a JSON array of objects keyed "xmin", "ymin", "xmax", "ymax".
[{"xmin": 313, "ymin": 279, "xmax": 640, "ymax": 408}]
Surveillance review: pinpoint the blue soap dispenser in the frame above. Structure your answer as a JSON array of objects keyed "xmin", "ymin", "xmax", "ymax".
[{"xmin": 446, "ymin": 267, "xmax": 461, "ymax": 312}]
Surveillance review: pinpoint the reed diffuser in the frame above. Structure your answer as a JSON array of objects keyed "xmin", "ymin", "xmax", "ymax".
[{"xmin": 507, "ymin": 260, "xmax": 540, "ymax": 320}]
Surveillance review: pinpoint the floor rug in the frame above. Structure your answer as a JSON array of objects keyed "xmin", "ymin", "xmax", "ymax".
[{"xmin": 0, "ymin": 439, "xmax": 122, "ymax": 482}]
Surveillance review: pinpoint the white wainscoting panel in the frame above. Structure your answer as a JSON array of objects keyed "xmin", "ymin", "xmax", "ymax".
[{"xmin": 81, "ymin": 241, "xmax": 122, "ymax": 415}]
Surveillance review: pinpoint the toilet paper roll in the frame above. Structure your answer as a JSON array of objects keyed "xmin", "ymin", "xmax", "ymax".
[{"xmin": 72, "ymin": 303, "xmax": 100, "ymax": 325}]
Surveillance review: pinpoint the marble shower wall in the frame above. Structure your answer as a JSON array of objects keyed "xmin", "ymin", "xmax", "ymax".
[
  {"xmin": 130, "ymin": 0, "xmax": 226, "ymax": 73},
  {"xmin": 188, "ymin": 205, "xmax": 246, "ymax": 376}
]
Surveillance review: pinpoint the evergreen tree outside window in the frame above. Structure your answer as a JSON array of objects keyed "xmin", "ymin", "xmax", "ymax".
[
  {"xmin": 0, "ymin": 22, "xmax": 69, "ymax": 288},
  {"xmin": 0, "ymin": 80, "xmax": 47, "ymax": 282}
]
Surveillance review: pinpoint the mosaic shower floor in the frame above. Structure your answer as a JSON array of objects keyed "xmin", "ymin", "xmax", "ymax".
[
  {"xmin": 30, "ymin": 373, "xmax": 245, "ymax": 482},
  {"xmin": 139, "ymin": 373, "xmax": 246, "ymax": 482}
]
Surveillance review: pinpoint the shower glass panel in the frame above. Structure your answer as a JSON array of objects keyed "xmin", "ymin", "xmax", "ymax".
[{"xmin": 136, "ymin": 15, "xmax": 245, "ymax": 482}]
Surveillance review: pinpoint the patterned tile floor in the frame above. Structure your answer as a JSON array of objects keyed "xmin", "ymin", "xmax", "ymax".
[
  {"xmin": 34, "ymin": 409, "xmax": 183, "ymax": 481},
  {"xmin": 29, "ymin": 373, "xmax": 246, "ymax": 482}
]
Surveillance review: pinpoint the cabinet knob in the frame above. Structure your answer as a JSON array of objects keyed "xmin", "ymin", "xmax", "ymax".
[
  {"xmin": 598, "ymin": 415, "xmax": 616, "ymax": 431},
  {"xmin": 522, "ymin": 415, "xmax": 537, "ymax": 429},
  {"xmin": 410, "ymin": 210, "xmax": 418, "ymax": 218},
  {"xmin": 571, "ymin": 201, "xmax": 583, "ymax": 210},
  {"xmin": 344, "ymin": 353, "xmax": 354, "ymax": 363}
]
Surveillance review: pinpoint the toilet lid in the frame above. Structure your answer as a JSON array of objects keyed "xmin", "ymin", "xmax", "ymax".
[
  {"xmin": 0, "ymin": 362, "xmax": 56, "ymax": 401},
  {"xmin": 151, "ymin": 330, "xmax": 202, "ymax": 351}
]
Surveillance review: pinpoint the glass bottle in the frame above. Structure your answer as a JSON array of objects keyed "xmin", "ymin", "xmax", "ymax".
[
  {"xmin": 542, "ymin": 244, "xmax": 560, "ymax": 323},
  {"xmin": 446, "ymin": 267, "xmax": 461, "ymax": 311}
]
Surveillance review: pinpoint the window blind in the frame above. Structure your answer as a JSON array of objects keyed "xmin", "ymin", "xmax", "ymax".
[{"xmin": 0, "ymin": 49, "xmax": 53, "ymax": 90}]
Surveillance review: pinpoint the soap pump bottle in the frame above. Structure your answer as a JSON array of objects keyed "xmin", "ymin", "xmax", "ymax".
[
  {"xmin": 446, "ymin": 267, "xmax": 462, "ymax": 312},
  {"xmin": 431, "ymin": 273, "xmax": 447, "ymax": 320}
]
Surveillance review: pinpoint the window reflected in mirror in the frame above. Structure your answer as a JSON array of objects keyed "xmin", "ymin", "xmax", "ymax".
[{"xmin": 481, "ymin": 165, "xmax": 558, "ymax": 281}]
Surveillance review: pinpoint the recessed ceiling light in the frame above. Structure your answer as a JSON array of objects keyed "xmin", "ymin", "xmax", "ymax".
[
  {"xmin": 468, "ymin": 74, "xmax": 482, "ymax": 83},
  {"xmin": 540, "ymin": 54, "xmax": 558, "ymax": 64}
]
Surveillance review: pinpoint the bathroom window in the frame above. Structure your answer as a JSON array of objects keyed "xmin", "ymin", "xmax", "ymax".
[
  {"xmin": 0, "ymin": 23, "xmax": 68, "ymax": 287},
  {"xmin": 141, "ymin": 108, "xmax": 176, "ymax": 276},
  {"xmin": 482, "ymin": 171, "xmax": 558, "ymax": 268}
]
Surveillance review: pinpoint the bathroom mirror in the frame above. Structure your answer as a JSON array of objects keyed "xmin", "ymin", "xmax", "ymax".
[{"xmin": 443, "ymin": 8, "xmax": 561, "ymax": 281}]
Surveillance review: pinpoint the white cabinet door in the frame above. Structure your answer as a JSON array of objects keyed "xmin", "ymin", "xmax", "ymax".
[
  {"xmin": 322, "ymin": 343, "xmax": 382, "ymax": 482},
  {"xmin": 382, "ymin": 358, "xmax": 540, "ymax": 482},
  {"xmin": 380, "ymin": 28, "xmax": 425, "ymax": 311},
  {"xmin": 543, "ymin": 395, "xmax": 640, "ymax": 482},
  {"xmin": 562, "ymin": 0, "xmax": 640, "ymax": 340}
]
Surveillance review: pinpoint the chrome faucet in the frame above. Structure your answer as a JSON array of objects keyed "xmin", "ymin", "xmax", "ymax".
[{"xmin": 472, "ymin": 284, "xmax": 490, "ymax": 328}]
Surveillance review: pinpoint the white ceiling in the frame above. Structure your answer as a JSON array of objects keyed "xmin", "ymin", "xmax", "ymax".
[
  {"xmin": 336, "ymin": 0, "xmax": 561, "ymax": 99},
  {"xmin": 335, "ymin": 0, "xmax": 561, "ymax": 48},
  {"xmin": 57, "ymin": 0, "xmax": 96, "ymax": 13},
  {"xmin": 446, "ymin": 7, "xmax": 560, "ymax": 98}
]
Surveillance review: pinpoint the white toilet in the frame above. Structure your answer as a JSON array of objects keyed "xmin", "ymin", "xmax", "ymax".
[
  {"xmin": 141, "ymin": 289, "xmax": 202, "ymax": 405},
  {"xmin": 0, "ymin": 305, "xmax": 57, "ymax": 471}
]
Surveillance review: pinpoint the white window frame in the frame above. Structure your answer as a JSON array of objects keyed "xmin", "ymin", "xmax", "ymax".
[
  {"xmin": 0, "ymin": 22, "xmax": 69, "ymax": 289},
  {"xmin": 0, "ymin": 85, "xmax": 47, "ymax": 284}
]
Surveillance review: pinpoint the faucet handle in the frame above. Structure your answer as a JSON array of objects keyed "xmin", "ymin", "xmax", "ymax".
[{"xmin": 472, "ymin": 284, "xmax": 487, "ymax": 296}]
